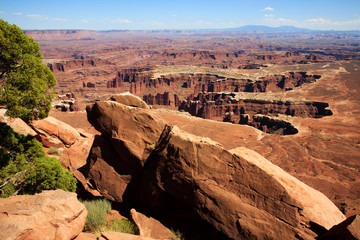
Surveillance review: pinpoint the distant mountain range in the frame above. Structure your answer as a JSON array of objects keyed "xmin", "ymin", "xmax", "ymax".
[
  {"xmin": 226, "ymin": 25, "xmax": 311, "ymax": 32},
  {"xmin": 24, "ymin": 25, "xmax": 360, "ymax": 36}
]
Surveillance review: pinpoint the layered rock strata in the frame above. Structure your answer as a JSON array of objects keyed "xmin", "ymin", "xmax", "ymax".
[
  {"xmin": 107, "ymin": 69, "xmax": 320, "ymax": 96},
  {"xmin": 178, "ymin": 92, "xmax": 332, "ymax": 134}
]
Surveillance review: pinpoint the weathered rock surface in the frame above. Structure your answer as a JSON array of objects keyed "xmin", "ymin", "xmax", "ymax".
[
  {"xmin": 230, "ymin": 147, "xmax": 346, "ymax": 229},
  {"xmin": 74, "ymin": 232, "xmax": 100, "ymax": 240},
  {"xmin": 83, "ymin": 100, "xmax": 345, "ymax": 239},
  {"xmin": 86, "ymin": 101, "xmax": 164, "ymax": 166},
  {"xmin": 179, "ymin": 92, "xmax": 332, "ymax": 121},
  {"xmin": 107, "ymin": 69, "xmax": 320, "ymax": 96},
  {"xmin": 0, "ymin": 190, "xmax": 87, "ymax": 240},
  {"xmin": 0, "ymin": 109, "xmax": 37, "ymax": 136},
  {"xmin": 138, "ymin": 125, "xmax": 332, "ymax": 239},
  {"xmin": 48, "ymin": 58, "xmax": 113, "ymax": 73},
  {"xmin": 178, "ymin": 92, "xmax": 332, "ymax": 134},
  {"xmin": 250, "ymin": 114, "xmax": 299, "ymax": 135},
  {"xmin": 30, "ymin": 116, "xmax": 81, "ymax": 147},
  {"xmin": 81, "ymin": 101, "xmax": 164, "ymax": 201},
  {"xmin": 317, "ymin": 214, "xmax": 360, "ymax": 240},
  {"xmin": 101, "ymin": 232, "xmax": 156, "ymax": 240},
  {"xmin": 130, "ymin": 209, "xmax": 172, "ymax": 239},
  {"xmin": 110, "ymin": 92, "xmax": 150, "ymax": 109},
  {"xmin": 143, "ymin": 92, "xmax": 171, "ymax": 106}
]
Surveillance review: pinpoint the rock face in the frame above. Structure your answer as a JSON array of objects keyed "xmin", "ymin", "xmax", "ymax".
[
  {"xmin": 250, "ymin": 114, "xmax": 299, "ymax": 135},
  {"xmin": 179, "ymin": 92, "xmax": 332, "ymax": 120},
  {"xmin": 86, "ymin": 101, "xmax": 164, "ymax": 166},
  {"xmin": 30, "ymin": 116, "xmax": 81, "ymax": 147},
  {"xmin": 230, "ymin": 147, "xmax": 346, "ymax": 230},
  {"xmin": 137, "ymin": 125, "xmax": 343, "ymax": 239},
  {"xmin": 0, "ymin": 190, "xmax": 87, "ymax": 240},
  {"xmin": 317, "ymin": 214, "xmax": 360, "ymax": 240},
  {"xmin": 130, "ymin": 209, "xmax": 173, "ymax": 239},
  {"xmin": 143, "ymin": 92, "xmax": 171, "ymax": 106},
  {"xmin": 106, "ymin": 68, "xmax": 320, "ymax": 96},
  {"xmin": 47, "ymin": 58, "xmax": 112, "ymax": 73},
  {"xmin": 83, "ymin": 100, "xmax": 345, "ymax": 239},
  {"xmin": 178, "ymin": 92, "xmax": 332, "ymax": 134},
  {"xmin": 82, "ymin": 101, "xmax": 164, "ymax": 201},
  {"xmin": 110, "ymin": 92, "xmax": 150, "ymax": 109}
]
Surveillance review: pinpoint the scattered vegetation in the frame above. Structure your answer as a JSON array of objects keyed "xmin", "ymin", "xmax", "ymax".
[
  {"xmin": 101, "ymin": 218, "xmax": 136, "ymax": 234},
  {"xmin": 48, "ymin": 147, "xmax": 61, "ymax": 156},
  {"xmin": 82, "ymin": 198, "xmax": 136, "ymax": 235},
  {"xmin": 82, "ymin": 198, "xmax": 111, "ymax": 232},
  {"xmin": 0, "ymin": 123, "xmax": 77, "ymax": 197},
  {"xmin": 171, "ymin": 228, "xmax": 185, "ymax": 240}
]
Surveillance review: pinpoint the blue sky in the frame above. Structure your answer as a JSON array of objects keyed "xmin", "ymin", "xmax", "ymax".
[{"xmin": 1, "ymin": 0, "xmax": 360, "ymax": 30}]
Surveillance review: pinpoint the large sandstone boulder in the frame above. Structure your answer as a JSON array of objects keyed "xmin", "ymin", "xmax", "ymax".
[
  {"xmin": 137, "ymin": 125, "xmax": 345, "ymax": 240},
  {"xmin": 0, "ymin": 190, "xmax": 87, "ymax": 240},
  {"xmin": 230, "ymin": 147, "xmax": 346, "ymax": 229},
  {"xmin": 83, "ymin": 101, "xmax": 346, "ymax": 239},
  {"xmin": 82, "ymin": 101, "xmax": 164, "ymax": 201},
  {"xmin": 30, "ymin": 116, "xmax": 81, "ymax": 147},
  {"xmin": 110, "ymin": 92, "xmax": 150, "ymax": 109},
  {"xmin": 86, "ymin": 101, "xmax": 164, "ymax": 166}
]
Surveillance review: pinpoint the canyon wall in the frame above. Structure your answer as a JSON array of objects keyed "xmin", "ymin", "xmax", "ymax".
[{"xmin": 178, "ymin": 92, "xmax": 332, "ymax": 134}]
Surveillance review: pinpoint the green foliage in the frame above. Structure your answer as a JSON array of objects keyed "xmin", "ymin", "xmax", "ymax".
[
  {"xmin": 81, "ymin": 198, "xmax": 137, "ymax": 235},
  {"xmin": 0, "ymin": 19, "xmax": 56, "ymax": 121},
  {"xmin": 0, "ymin": 122, "xmax": 77, "ymax": 197},
  {"xmin": 48, "ymin": 147, "xmax": 61, "ymax": 156},
  {"xmin": 101, "ymin": 219, "xmax": 136, "ymax": 234},
  {"xmin": 24, "ymin": 157, "xmax": 77, "ymax": 193},
  {"xmin": 82, "ymin": 198, "xmax": 112, "ymax": 232}
]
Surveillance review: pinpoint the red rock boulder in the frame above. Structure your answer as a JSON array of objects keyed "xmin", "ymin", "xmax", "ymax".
[
  {"xmin": 130, "ymin": 209, "xmax": 173, "ymax": 239},
  {"xmin": 30, "ymin": 116, "xmax": 81, "ymax": 147},
  {"xmin": 82, "ymin": 101, "xmax": 164, "ymax": 201},
  {"xmin": 0, "ymin": 190, "xmax": 87, "ymax": 240},
  {"xmin": 110, "ymin": 92, "xmax": 150, "ymax": 109},
  {"xmin": 137, "ymin": 125, "xmax": 344, "ymax": 240}
]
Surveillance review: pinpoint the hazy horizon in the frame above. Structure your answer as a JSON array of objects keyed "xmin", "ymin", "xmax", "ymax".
[{"xmin": 1, "ymin": 0, "xmax": 360, "ymax": 31}]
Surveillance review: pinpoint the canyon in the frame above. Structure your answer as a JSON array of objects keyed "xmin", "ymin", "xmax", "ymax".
[{"xmin": 14, "ymin": 29, "xmax": 360, "ymax": 239}]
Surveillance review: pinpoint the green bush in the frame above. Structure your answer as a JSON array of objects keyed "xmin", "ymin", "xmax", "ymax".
[
  {"xmin": 82, "ymin": 198, "xmax": 112, "ymax": 232},
  {"xmin": 24, "ymin": 157, "xmax": 77, "ymax": 193},
  {"xmin": 0, "ymin": 122, "xmax": 77, "ymax": 197}
]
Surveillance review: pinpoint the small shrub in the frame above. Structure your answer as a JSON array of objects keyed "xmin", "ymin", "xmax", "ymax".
[
  {"xmin": 101, "ymin": 218, "xmax": 136, "ymax": 234},
  {"xmin": 171, "ymin": 228, "xmax": 184, "ymax": 240},
  {"xmin": 82, "ymin": 198, "xmax": 112, "ymax": 232},
  {"xmin": 0, "ymin": 122, "xmax": 76, "ymax": 197},
  {"xmin": 24, "ymin": 157, "xmax": 77, "ymax": 193},
  {"xmin": 48, "ymin": 147, "xmax": 61, "ymax": 156}
]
